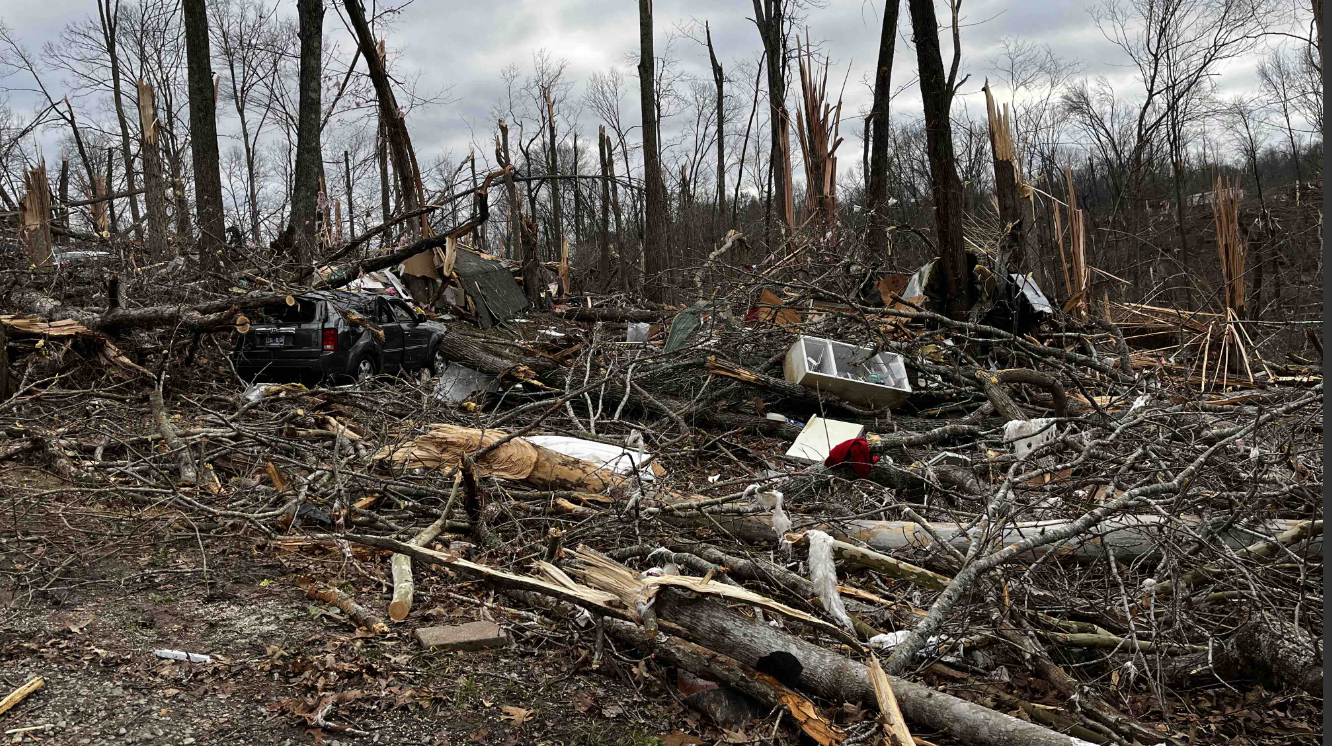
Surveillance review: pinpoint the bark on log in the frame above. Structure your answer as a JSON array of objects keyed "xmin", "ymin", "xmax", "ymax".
[
  {"xmin": 1160, "ymin": 613, "xmax": 1322, "ymax": 695},
  {"xmin": 389, "ymin": 480, "xmax": 459, "ymax": 621},
  {"xmin": 652, "ymin": 589, "xmax": 1092, "ymax": 746},
  {"xmin": 380, "ymin": 423, "xmax": 1321, "ymax": 564},
  {"xmin": 301, "ymin": 579, "xmax": 389, "ymax": 634}
]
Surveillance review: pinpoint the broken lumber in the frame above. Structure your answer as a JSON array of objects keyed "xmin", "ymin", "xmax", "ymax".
[{"xmin": 389, "ymin": 478, "xmax": 460, "ymax": 621}]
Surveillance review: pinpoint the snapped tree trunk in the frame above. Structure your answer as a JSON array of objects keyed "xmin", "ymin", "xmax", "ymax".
[
  {"xmin": 706, "ymin": 22, "xmax": 726, "ymax": 221},
  {"xmin": 982, "ymin": 81, "xmax": 1024, "ymax": 271},
  {"xmin": 597, "ymin": 127, "xmax": 613, "ymax": 288},
  {"xmin": 98, "ymin": 0, "xmax": 144, "ymax": 243},
  {"xmin": 544, "ymin": 86, "xmax": 564, "ymax": 259},
  {"xmin": 345, "ymin": 3, "xmax": 423, "ymax": 238},
  {"xmin": 906, "ymin": 0, "xmax": 971, "ymax": 319},
  {"xmin": 865, "ymin": 0, "xmax": 900, "ymax": 257},
  {"xmin": 289, "ymin": 0, "xmax": 325, "ymax": 268},
  {"xmin": 181, "ymin": 0, "xmax": 229, "ymax": 272},
  {"xmin": 136, "ymin": 80, "xmax": 170, "ymax": 260},
  {"xmin": 638, "ymin": 0, "xmax": 670, "ymax": 303},
  {"xmin": 753, "ymin": 0, "xmax": 793, "ymax": 234}
]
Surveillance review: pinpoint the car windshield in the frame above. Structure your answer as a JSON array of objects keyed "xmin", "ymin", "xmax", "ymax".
[{"xmin": 251, "ymin": 298, "xmax": 319, "ymax": 324}]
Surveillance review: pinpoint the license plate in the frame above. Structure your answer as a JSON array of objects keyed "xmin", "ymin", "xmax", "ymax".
[{"xmin": 265, "ymin": 335, "xmax": 286, "ymax": 347}]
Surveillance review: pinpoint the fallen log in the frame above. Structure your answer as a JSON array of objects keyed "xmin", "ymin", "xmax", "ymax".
[
  {"xmin": 1149, "ymin": 519, "xmax": 1323, "ymax": 596},
  {"xmin": 389, "ymin": 478, "xmax": 460, "ymax": 621},
  {"xmin": 349, "ymin": 534, "xmax": 1089, "ymax": 746},
  {"xmin": 649, "ymin": 588, "xmax": 1092, "ymax": 746},
  {"xmin": 300, "ymin": 579, "xmax": 389, "ymax": 634},
  {"xmin": 376, "ymin": 423, "xmax": 1321, "ymax": 563},
  {"xmin": 553, "ymin": 307, "xmax": 671, "ymax": 323},
  {"xmin": 1159, "ymin": 612, "xmax": 1322, "ymax": 695},
  {"xmin": 6, "ymin": 288, "xmax": 287, "ymax": 335}
]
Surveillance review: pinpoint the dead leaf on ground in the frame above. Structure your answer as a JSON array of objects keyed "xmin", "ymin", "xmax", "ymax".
[
  {"xmin": 500, "ymin": 706, "xmax": 533, "ymax": 724},
  {"xmin": 661, "ymin": 731, "xmax": 706, "ymax": 746},
  {"xmin": 721, "ymin": 728, "xmax": 751, "ymax": 743},
  {"xmin": 601, "ymin": 701, "xmax": 624, "ymax": 718}
]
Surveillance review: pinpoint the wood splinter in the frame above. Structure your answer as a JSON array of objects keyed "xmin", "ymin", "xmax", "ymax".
[{"xmin": 0, "ymin": 676, "xmax": 45, "ymax": 718}]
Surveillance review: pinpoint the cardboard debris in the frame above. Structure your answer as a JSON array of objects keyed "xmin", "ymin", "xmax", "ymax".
[{"xmin": 785, "ymin": 416, "xmax": 865, "ymax": 463}]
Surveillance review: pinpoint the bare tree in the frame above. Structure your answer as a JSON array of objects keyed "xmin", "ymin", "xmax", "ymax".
[
  {"xmin": 639, "ymin": 0, "xmax": 669, "ymax": 302},
  {"xmin": 181, "ymin": 0, "xmax": 228, "ymax": 270},
  {"xmin": 903, "ymin": 0, "xmax": 972, "ymax": 321},
  {"xmin": 211, "ymin": 0, "xmax": 279, "ymax": 244},
  {"xmin": 287, "ymin": 0, "xmax": 323, "ymax": 266},
  {"xmin": 865, "ymin": 0, "xmax": 901, "ymax": 257},
  {"xmin": 705, "ymin": 21, "xmax": 726, "ymax": 221}
]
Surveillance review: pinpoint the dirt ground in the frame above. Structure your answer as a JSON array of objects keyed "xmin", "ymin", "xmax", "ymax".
[{"xmin": 0, "ymin": 466, "xmax": 688, "ymax": 746}]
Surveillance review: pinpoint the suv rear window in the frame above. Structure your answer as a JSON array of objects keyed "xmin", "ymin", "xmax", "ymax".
[{"xmin": 251, "ymin": 298, "xmax": 320, "ymax": 324}]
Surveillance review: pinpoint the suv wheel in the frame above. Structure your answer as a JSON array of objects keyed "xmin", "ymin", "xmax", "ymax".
[
  {"xmin": 430, "ymin": 346, "xmax": 448, "ymax": 377},
  {"xmin": 355, "ymin": 357, "xmax": 377, "ymax": 383}
]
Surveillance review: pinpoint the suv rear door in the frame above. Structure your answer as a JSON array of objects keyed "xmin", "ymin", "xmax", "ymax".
[
  {"xmin": 376, "ymin": 298, "xmax": 406, "ymax": 373},
  {"xmin": 241, "ymin": 297, "xmax": 324, "ymax": 364}
]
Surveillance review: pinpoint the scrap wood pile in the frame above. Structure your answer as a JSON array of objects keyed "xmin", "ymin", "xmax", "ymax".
[{"xmin": 0, "ymin": 250, "xmax": 1323, "ymax": 746}]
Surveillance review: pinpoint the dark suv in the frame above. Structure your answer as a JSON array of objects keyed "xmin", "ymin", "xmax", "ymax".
[{"xmin": 233, "ymin": 291, "xmax": 448, "ymax": 383}]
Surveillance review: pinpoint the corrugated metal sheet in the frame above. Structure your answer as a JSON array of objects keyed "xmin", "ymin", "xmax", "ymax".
[{"xmin": 452, "ymin": 249, "xmax": 529, "ymax": 327}]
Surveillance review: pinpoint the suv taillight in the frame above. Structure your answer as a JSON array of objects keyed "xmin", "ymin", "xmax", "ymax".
[{"xmin": 322, "ymin": 328, "xmax": 338, "ymax": 352}]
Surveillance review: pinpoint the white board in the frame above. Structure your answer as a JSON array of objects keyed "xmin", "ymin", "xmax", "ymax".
[{"xmin": 784, "ymin": 416, "xmax": 865, "ymax": 463}]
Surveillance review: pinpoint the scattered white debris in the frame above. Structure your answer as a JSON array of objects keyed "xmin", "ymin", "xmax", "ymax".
[
  {"xmin": 1004, "ymin": 418, "xmax": 1058, "ymax": 460},
  {"xmin": 525, "ymin": 435, "xmax": 659, "ymax": 480},
  {"xmin": 154, "ymin": 649, "xmax": 211, "ymax": 664},
  {"xmin": 626, "ymin": 322, "xmax": 650, "ymax": 343},
  {"xmin": 769, "ymin": 491, "xmax": 792, "ymax": 541},
  {"xmin": 806, "ymin": 530, "xmax": 855, "ymax": 633},
  {"xmin": 869, "ymin": 630, "xmax": 911, "ymax": 649}
]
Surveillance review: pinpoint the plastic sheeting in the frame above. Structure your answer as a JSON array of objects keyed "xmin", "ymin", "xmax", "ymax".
[{"xmin": 524, "ymin": 435, "xmax": 659, "ymax": 481}]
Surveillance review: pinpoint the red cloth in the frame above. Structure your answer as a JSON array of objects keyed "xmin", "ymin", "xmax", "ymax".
[{"xmin": 823, "ymin": 437, "xmax": 879, "ymax": 478}]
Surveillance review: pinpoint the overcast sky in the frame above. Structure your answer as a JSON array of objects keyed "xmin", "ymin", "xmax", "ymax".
[{"xmin": 1, "ymin": 0, "xmax": 1313, "ymax": 179}]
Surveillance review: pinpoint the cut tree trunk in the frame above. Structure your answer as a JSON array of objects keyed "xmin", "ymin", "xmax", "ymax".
[{"xmin": 389, "ymin": 480, "xmax": 459, "ymax": 621}]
